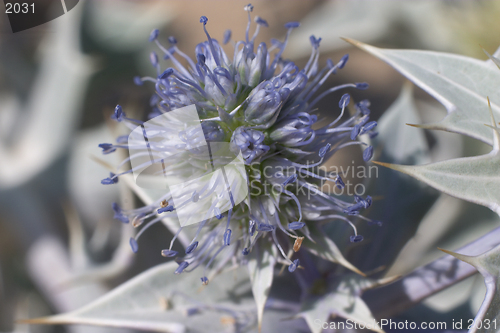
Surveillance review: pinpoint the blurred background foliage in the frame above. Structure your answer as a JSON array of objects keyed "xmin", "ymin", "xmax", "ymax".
[{"xmin": 0, "ymin": 1, "xmax": 499, "ymax": 332}]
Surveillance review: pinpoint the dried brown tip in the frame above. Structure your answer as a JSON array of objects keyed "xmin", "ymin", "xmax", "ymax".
[{"xmin": 293, "ymin": 237, "xmax": 304, "ymax": 252}]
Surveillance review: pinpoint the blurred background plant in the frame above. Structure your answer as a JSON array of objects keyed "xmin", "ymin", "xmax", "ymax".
[{"xmin": 0, "ymin": 1, "xmax": 499, "ymax": 332}]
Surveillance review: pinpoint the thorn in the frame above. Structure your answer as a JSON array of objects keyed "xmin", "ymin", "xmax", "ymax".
[
  {"xmin": 438, "ymin": 247, "xmax": 477, "ymax": 266},
  {"xmin": 363, "ymin": 265, "xmax": 386, "ymax": 276},
  {"xmin": 376, "ymin": 275, "xmax": 401, "ymax": 287},
  {"xmin": 352, "ymin": 267, "xmax": 367, "ymax": 277},
  {"xmin": 371, "ymin": 160, "xmax": 394, "ymax": 168},
  {"xmin": 361, "ymin": 274, "xmax": 400, "ymax": 292},
  {"xmin": 16, "ymin": 316, "xmax": 60, "ymax": 325},
  {"xmin": 483, "ymin": 48, "xmax": 500, "ymax": 69},
  {"xmin": 371, "ymin": 161, "xmax": 415, "ymax": 178},
  {"xmin": 340, "ymin": 37, "xmax": 364, "ymax": 48},
  {"xmin": 405, "ymin": 122, "xmax": 434, "ymax": 130},
  {"xmin": 485, "ymin": 124, "xmax": 500, "ymax": 132}
]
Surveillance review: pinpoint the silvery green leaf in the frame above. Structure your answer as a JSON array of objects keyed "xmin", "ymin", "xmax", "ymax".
[
  {"xmin": 388, "ymin": 193, "xmax": 499, "ymax": 276},
  {"xmin": 471, "ymin": 275, "xmax": 487, "ymax": 317},
  {"xmin": 440, "ymin": 244, "xmax": 500, "ymax": 333},
  {"xmin": 376, "ymin": 81, "xmax": 430, "ymax": 165},
  {"xmin": 248, "ymin": 243, "xmax": 277, "ymax": 331},
  {"xmin": 344, "ymin": 38, "xmax": 500, "ymax": 146},
  {"xmin": 382, "ymin": 95, "xmax": 495, "ymax": 275},
  {"xmin": 386, "ymin": 194, "xmax": 463, "ymax": 275},
  {"xmin": 298, "ymin": 275, "xmax": 398, "ymax": 333},
  {"xmin": 373, "ymin": 120, "xmax": 500, "ymax": 215},
  {"xmin": 23, "ymin": 261, "xmax": 256, "ymax": 333},
  {"xmin": 0, "ymin": 5, "xmax": 94, "ymax": 188}
]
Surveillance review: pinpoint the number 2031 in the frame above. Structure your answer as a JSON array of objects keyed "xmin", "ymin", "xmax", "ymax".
[{"xmin": 5, "ymin": 3, "xmax": 34, "ymax": 14}]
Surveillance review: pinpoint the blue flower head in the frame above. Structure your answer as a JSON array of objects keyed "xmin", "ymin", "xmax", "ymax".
[{"xmin": 100, "ymin": 4, "xmax": 379, "ymax": 282}]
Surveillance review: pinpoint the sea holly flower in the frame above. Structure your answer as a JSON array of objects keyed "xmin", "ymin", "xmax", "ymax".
[
  {"xmin": 99, "ymin": 4, "xmax": 379, "ymax": 284},
  {"xmin": 230, "ymin": 127, "xmax": 270, "ymax": 164}
]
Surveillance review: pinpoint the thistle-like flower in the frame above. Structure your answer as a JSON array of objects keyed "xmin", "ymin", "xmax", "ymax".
[{"xmin": 99, "ymin": 4, "xmax": 379, "ymax": 284}]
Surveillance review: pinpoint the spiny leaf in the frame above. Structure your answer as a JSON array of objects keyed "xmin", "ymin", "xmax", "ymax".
[
  {"xmin": 21, "ymin": 262, "xmax": 255, "ymax": 333},
  {"xmin": 439, "ymin": 244, "xmax": 500, "ymax": 333},
  {"xmin": 372, "ymin": 105, "xmax": 500, "ymax": 215},
  {"xmin": 298, "ymin": 274, "xmax": 398, "ymax": 333},
  {"xmin": 372, "ymin": 149, "xmax": 500, "ymax": 215},
  {"xmin": 248, "ymin": 243, "xmax": 277, "ymax": 332},
  {"xmin": 343, "ymin": 38, "xmax": 500, "ymax": 146},
  {"xmin": 386, "ymin": 194, "xmax": 497, "ymax": 277}
]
